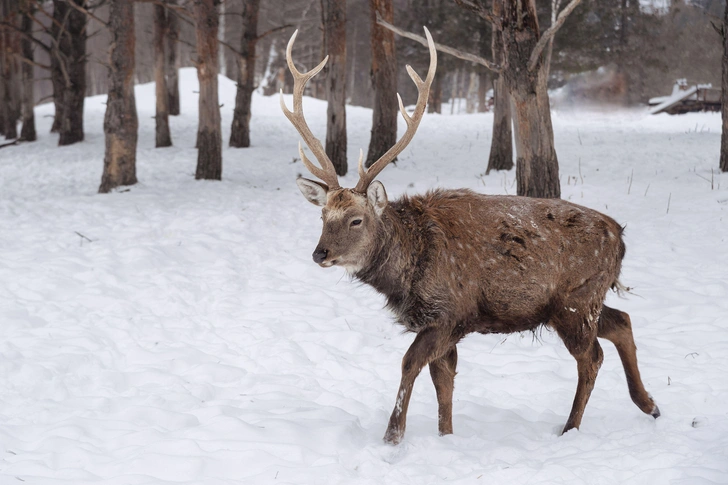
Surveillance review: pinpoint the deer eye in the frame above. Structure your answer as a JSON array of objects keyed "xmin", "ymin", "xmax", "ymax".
[{"xmin": 350, "ymin": 219, "xmax": 363, "ymax": 227}]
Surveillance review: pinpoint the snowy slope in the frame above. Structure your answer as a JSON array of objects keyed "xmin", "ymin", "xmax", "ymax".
[{"xmin": 0, "ymin": 68, "xmax": 726, "ymax": 484}]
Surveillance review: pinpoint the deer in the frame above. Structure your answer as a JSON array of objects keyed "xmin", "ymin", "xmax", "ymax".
[{"xmin": 280, "ymin": 28, "xmax": 660, "ymax": 446}]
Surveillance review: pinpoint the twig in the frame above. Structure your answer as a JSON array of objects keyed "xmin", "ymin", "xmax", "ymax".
[
  {"xmin": 578, "ymin": 157, "xmax": 583, "ymax": 184},
  {"xmin": 0, "ymin": 21, "xmax": 51, "ymax": 53},
  {"xmin": 13, "ymin": 54, "xmax": 51, "ymax": 71},
  {"xmin": 60, "ymin": 0, "xmax": 109, "ymax": 28},
  {"xmin": 627, "ymin": 168, "xmax": 633, "ymax": 195},
  {"xmin": 0, "ymin": 140, "xmax": 19, "ymax": 149},
  {"xmin": 74, "ymin": 231, "xmax": 93, "ymax": 244},
  {"xmin": 452, "ymin": 0, "xmax": 495, "ymax": 23},
  {"xmin": 666, "ymin": 193, "xmax": 671, "ymax": 214},
  {"xmin": 257, "ymin": 24, "xmax": 293, "ymax": 41},
  {"xmin": 528, "ymin": 0, "xmax": 583, "ymax": 71},
  {"xmin": 375, "ymin": 12, "xmax": 501, "ymax": 72}
]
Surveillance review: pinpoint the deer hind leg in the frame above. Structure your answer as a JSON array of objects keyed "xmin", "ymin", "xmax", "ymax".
[
  {"xmin": 384, "ymin": 325, "xmax": 456, "ymax": 445},
  {"xmin": 428, "ymin": 345, "xmax": 458, "ymax": 436},
  {"xmin": 597, "ymin": 305, "xmax": 660, "ymax": 418},
  {"xmin": 551, "ymin": 308, "xmax": 604, "ymax": 434}
]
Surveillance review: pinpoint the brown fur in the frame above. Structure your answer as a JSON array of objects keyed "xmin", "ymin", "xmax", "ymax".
[{"xmin": 303, "ymin": 186, "xmax": 659, "ymax": 444}]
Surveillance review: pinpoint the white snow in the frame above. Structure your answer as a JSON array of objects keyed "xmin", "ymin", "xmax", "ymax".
[{"xmin": 1, "ymin": 68, "xmax": 726, "ymax": 484}]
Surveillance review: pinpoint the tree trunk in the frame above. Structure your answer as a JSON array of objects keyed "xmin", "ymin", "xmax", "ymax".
[
  {"xmin": 1, "ymin": 0, "xmax": 21, "ymax": 140},
  {"xmin": 194, "ymin": 0, "xmax": 222, "ymax": 180},
  {"xmin": 321, "ymin": 0, "xmax": 347, "ymax": 176},
  {"xmin": 466, "ymin": 71, "xmax": 478, "ymax": 114},
  {"xmin": 49, "ymin": 1, "xmax": 63, "ymax": 134},
  {"xmin": 501, "ymin": 0, "xmax": 560, "ymax": 198},
  {"xmin": 154, "ymin": 4, "xmax": 172, "ymax": 147},
  {"xmin": 477, "ymin": 70, "xmax": 488, "ymax": 113},
  {"xmin": 720, "ymin": 0, "xmax": 728, "ymax": 172},
  {"xmin": 19, "ymin": 2, "xmax": 35, "ymax": 142},
  {"xmin": 365, "ymin": 0, "xmax": 397, "ymax": 168},
  {"xmin": 166, "ymin": 0, "xmax": 180, "ymax": 116},
  {"xmin": 450, "ymin": 69, "xmax": 458, "ymax": 115},
  {"xmin": 486, "ymin": 0, "xmax": 513, "ymax": 174},
  {"xmin": 229, "ymin": 0, "xmax": 260, "ymax": 148},
  {"xmin": 52, "ymin": 0, "xmax": 87, "ymax": 146},
  {"xmin": 99, "ymin": 0, "xmax": 138, "ymax": 193},
  {"xmin": 0, "ymin": 21, "xmax": 5, "ymax": 138},
  {"xmin": 486, "ymin": 76, "xmax": 513, "ymax": 174},
  {"xmin": 477, "ymin": 25, "xmax": 489, "ymax": 113},
  {"xmin": 428, "ymin": 73, "xmax": 441, "ymax": 114}
]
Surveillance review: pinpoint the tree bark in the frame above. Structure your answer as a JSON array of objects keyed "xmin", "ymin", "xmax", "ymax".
[
  {"xmin": 486, "ymin": 0, "xmax": 513, "ymax": 174},
  {"xmin": 99, "ymin": 0, "xmax": 138, "ymax": 193},
  {"xmin": 721, "ymin": 0, "xmax": 728, "ymax": 172},
  {"xmin": 194, "ymin": 0, "xmax": 222, "ymax": 180},
  {"xmin": 1, "ymin": 0, "xmax": 21, "ymax": 140},
  {"xmin": 49, "ymin": 0, "xmax": 63, "ymax": 134},
  {"xmin": 321, "ymin": 0, "xmax": 347, "ymax": 176},
  {"xmin": 477, "ymin": 70, "xmax": 488, "ymax": 113},
  {"xmin": 428, "ymin": 73, "xmax": 442, "ymax": 114},
  {"xmin": 166, "ymin": 0, "xmax": 180, "ymax": 116},
  {"xmin": 501, "ymin": 0, "xmax": 560, "ymax": 198},
  {"xmin": 52, "ymin": 0, "xmax": 87, "ymax": 146},
  {"xmin": 154, "ymin": 4, "xmax": 172, "ymax": 147},
  {"xmin": 365, "ymin": 0, "xmax": 397, "ymax": 168},
  {"xmin": 19, "ymin": 1, "xmax": 35, "ymax": 142},
  {"xmin": 229, "ymin": 0, "xmax": 260, "ymax": 148}
]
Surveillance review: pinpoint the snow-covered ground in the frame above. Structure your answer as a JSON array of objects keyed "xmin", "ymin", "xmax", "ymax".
[{"xmin": 1, "ymin": 69, "xmax": 726, "ymax": 484}]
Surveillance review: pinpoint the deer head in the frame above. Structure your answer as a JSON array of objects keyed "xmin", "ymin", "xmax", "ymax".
[{"xmin": 280, "ymin": 28, "xmax": 437, "ymax": 270}]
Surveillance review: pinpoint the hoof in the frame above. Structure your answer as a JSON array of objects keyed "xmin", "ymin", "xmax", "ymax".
[
  {"xmin": 651, "ymin": 404, "xmax": 661, "ymax": 419},
  {"xmin": 383, "ymin": 427, "xmax": 403, "ymax": 446}
]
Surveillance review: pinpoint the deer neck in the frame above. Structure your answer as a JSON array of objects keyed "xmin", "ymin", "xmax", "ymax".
[{"xmin": 354, "ymin": 201, "xmax": 420, "ymax": 304}]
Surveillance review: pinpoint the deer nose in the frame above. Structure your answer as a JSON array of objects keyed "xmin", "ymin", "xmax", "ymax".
[{"xmin": 312, "ymin": 248, "xmax": 328, "ymax": 264}]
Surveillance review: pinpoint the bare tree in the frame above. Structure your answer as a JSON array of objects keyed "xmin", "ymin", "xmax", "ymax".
[
  {"xmin": 321, "ymin": 0, "xmax": 347, "ymax": 175},
  {"xmin": 0, "ymin": 0, "xmax": 21, "ymax": 140},
  {"xmin": 365, "ymin": 0, "xmax": 397, "ymax": 168},
  {"xmin": 501, "ymin": 0, "xmax": 584, "ymax": 198},
  {"xmin": 721, "ymin": 0, "xmax": 728, "ymax": 172},
  {"xmin": 51, "ymin": 0, "xmax": 88, "ymax": 146},
  {"xmin": 154, "ymin": 3, "xmax": 172, "ymax": 147},
  {"xmin": 453, "ymin": 0, "xmax": 582, "ymax": 197},
  {"xmin": 485, "ymin": 0, "xmax": 512, "ymax": 174},
  {"xmin": 193, "ymin": 0, "xmax": 222, "ymax": 180},
  {"xmin": 229, "ymin": 0, "xmax": 260, "ymax": 148},
  {"xmin": 376, "ymin": 12, "xmax": 510, "ymax": 175},
  {"xmin": 427, "ymin": 73, "xmax": 442, "ymax": 113},
  {"xmin": 19, "ymin": 0, "xmax": 36, "ymax": 142},
  {"xmin": 166, "ymin": 0, "xmax": 180, "ymax": 116},
  {"xmin": 99, "ymin": 0, "xmax": 138, "ymax": 193}
]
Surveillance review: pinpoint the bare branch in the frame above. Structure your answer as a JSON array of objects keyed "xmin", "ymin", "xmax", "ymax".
[
  {"xmin": 0, "ymin": 21, "xmax": 51, "ymax": 53},
  {"xmin": 13, "ymin": 53, "xmax": 51, "ymax": 71},
  {"xmin": 452, "ymin": 0, "xmax": 494, "ymax": 23},
  {"xmin": 711, "ymin": 20, "xmax": 724, "ymax": 39},
  {"xmin": 257, "ymin": 23, "xmax": 293, "ymax": 41},
  {"xmin": 59, "ymin": 0, "xmax": 108, "ymax": 27},
  {"xmin": 375, "ymin": 12, "xmax": 501, "ymax": 73},
  {"xmin": 527, "ymin": 0, "xmax": 582, "ymax": 72}
]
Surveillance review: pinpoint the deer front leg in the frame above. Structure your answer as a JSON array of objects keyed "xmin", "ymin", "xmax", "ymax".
[
  {"xmin": 429, "ymin": 345, "xmax": 458, "ymax": 436},
  {"xmin": 384, "ymin": 325, "xmax": 455, "ymax": 445}
]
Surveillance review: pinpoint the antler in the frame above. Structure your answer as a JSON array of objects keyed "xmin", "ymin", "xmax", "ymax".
[
  {"xmin": 354, "ymin": 27, "xmax": 437, "ymax": 193},
  {"xmin": 280, "ymin": 30, "xmax": 341, "ymax": 190}
]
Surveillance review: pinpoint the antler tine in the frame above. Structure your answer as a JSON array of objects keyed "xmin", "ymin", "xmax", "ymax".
[
  {"xmin": 354, "ymin": 27, "xmax": 437, "ymax": 193},
  {"xmin": 280, "ymin": 30, "xmax": 340, "ymax": 190}
]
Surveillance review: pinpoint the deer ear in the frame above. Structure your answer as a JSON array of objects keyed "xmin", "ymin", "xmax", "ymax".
[
  {"xmin": 367, "ymin": 181, "xmax": 388, "ymax": 215},
  {"xmin": 296, "ymin": 178, "xmax": 329, "ymax": 206}
]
